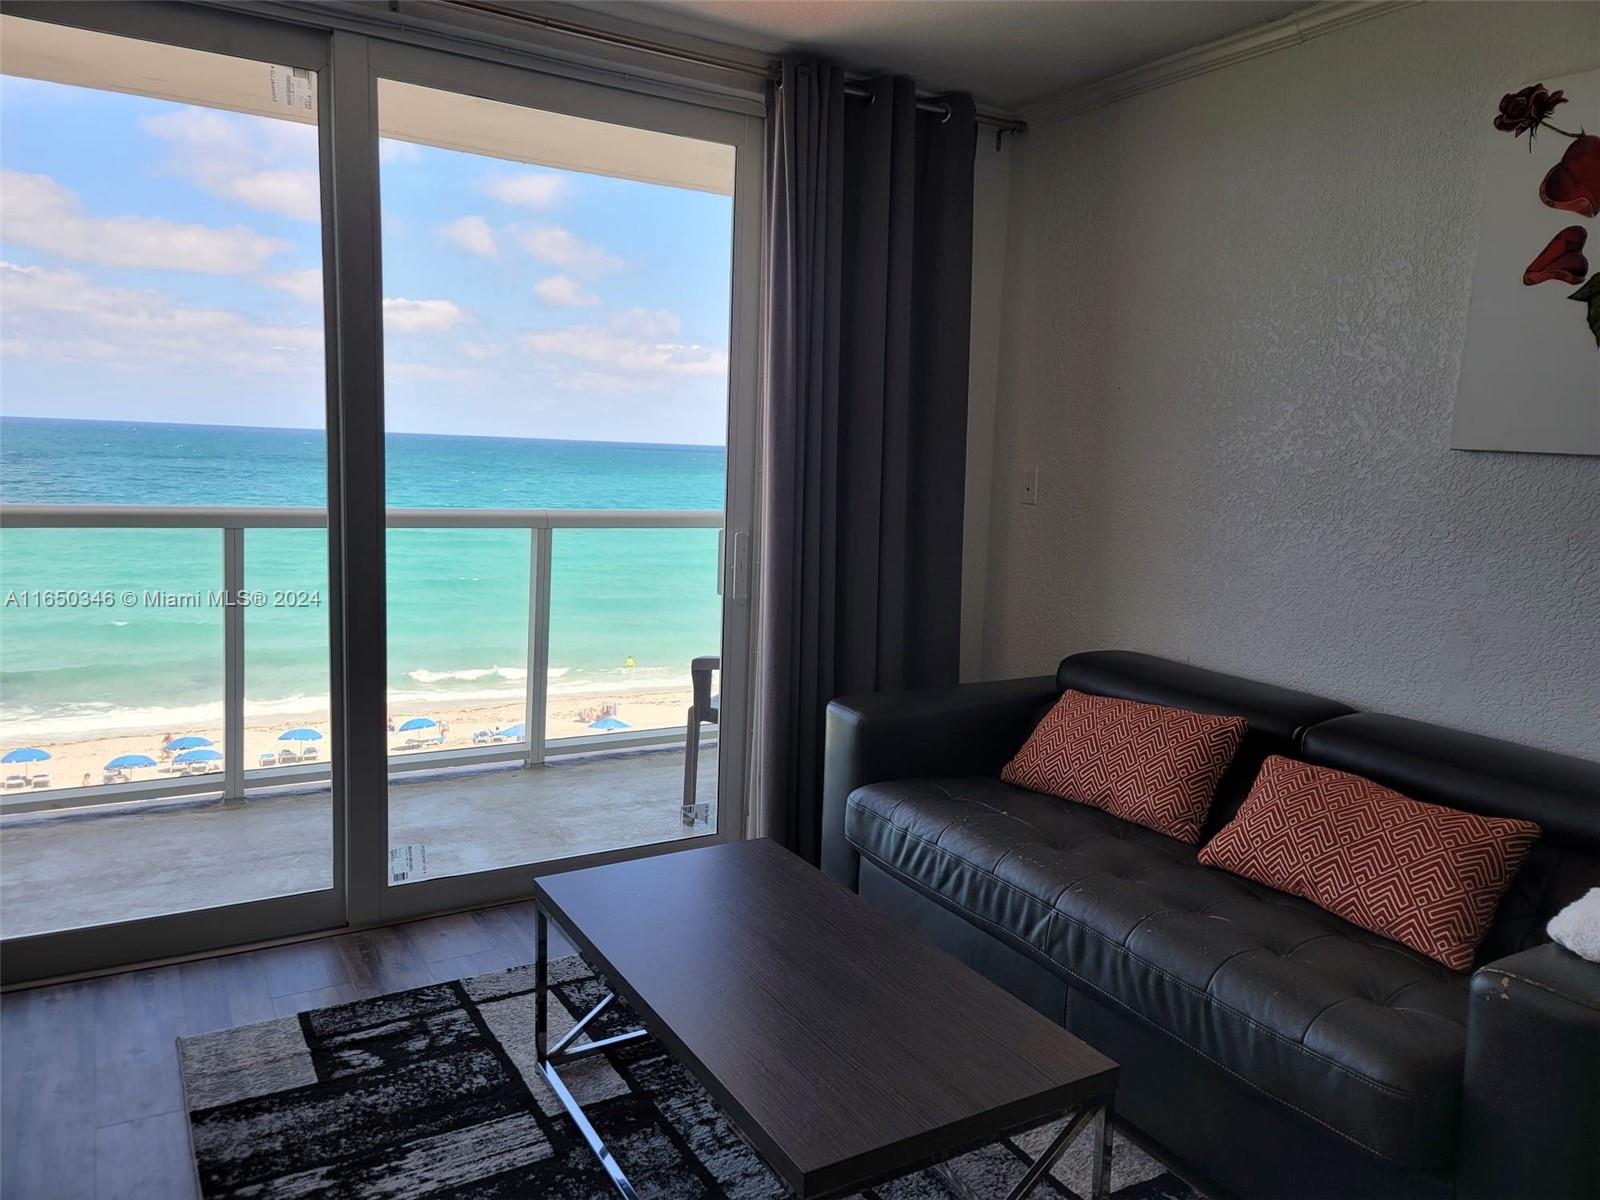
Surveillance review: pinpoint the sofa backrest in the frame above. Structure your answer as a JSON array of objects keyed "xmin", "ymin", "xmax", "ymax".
[
  {"xmin": 1055, "ymin": 650, "xmax": 1600, "ymax": 964},
  {"xmin": 1302, "ymin": 713, "xmax": 1600, "ymax": 963},
  {"xmin": 1055, "ymin": 650, "xmax": 1354, "ymax": 838}
]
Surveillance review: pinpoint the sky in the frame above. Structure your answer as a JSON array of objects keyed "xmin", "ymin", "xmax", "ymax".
[{"xmin": 0, "ymin": 73, "xmax": 735, "ymax": 446}]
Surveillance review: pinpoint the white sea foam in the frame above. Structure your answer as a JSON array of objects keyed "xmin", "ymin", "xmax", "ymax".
[
  {"xmin": 2, "ymin": 665, "xmax": 696, "ymax": 739},
  {"xmin": 406, "ymin": 665, "xmax": 531, "ymax": 684},
  {"xmin": 3, "ymin": 699, "xmax": 230, "ymax": 740}
]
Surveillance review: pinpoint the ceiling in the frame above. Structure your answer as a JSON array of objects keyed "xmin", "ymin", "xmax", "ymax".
[{"xmin": 590, "ymin": 0, "xmax": 1314, "ymax": 112}]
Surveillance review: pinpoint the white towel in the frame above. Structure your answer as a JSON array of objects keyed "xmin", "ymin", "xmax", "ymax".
[{"xmin": 1547, "ymin": 887, "xmax": 1600, "ymax": 963}]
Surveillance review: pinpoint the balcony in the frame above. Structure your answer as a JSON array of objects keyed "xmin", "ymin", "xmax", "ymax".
[{"xmin": 0, "ymin": 504, "xmax": 724, "ymax": 938}]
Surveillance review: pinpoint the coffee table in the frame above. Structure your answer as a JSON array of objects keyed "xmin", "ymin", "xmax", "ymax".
[{"xmin": 531, "ymin": 838, "xmax": 1118, "ymax": 1199}]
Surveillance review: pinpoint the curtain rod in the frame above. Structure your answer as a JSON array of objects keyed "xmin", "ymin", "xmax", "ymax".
[{"xmin": 435, "ymin": 1, "xmax": 1026, "ymax": 135}]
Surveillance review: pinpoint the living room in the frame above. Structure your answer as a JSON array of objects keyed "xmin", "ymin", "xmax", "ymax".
[{"xmin": 0, "ymin": 1, "xmax": 1596, "ymax": 1198}]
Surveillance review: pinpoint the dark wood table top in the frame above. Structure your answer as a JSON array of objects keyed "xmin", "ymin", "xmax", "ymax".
[{"xmin": 532, "ymin": 838, "xmax": 1117, "ymax": 1198}]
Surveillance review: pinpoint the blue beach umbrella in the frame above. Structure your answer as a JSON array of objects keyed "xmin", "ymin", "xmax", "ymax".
[
  {"xmin": 279, "ymin": 728, "xmax": 322, "ymax": 742},
  {"xmin": 165, "ymin": 736, "xmax": 213, "ymax": 751},
  {"xmin": 496, "ymin": 723, "xmax": 526, "ymax": 740},
  {"xmin": 174, "ymin": 748, "xmax": 223, "ymax": 764},
  {"xmin": 2, "ymin": 748, "xmax": 50, "ymax": 764},
  {"xmin": 588, "ymin": 715, "xmax": 630, "ymax": 731},
  {"xmin": 398, "ymin": 717, "xmax": 437, "ymax": 732},
  {"xmin": 106, "ymin": 754, "xmax": 157, "ymax": 770}
]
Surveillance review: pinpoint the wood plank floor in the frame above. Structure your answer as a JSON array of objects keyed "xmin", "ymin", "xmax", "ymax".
[{"xmin": 0, "ymin": 901, "xmax": 571, "ymax": 1200}]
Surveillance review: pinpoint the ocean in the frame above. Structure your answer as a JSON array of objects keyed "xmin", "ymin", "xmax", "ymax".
[{"xmin": 0, "ymin": 417, "xmax": 725, "ymax": 739}]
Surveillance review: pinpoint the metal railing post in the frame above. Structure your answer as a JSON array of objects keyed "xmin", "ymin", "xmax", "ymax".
[
  {"xmin": 223, "ymin": 525, "xmax": 246, "ymax": 802},
  {"xmin": 525, "ymin": 526, "xmax": 553, "ymax": 767}
]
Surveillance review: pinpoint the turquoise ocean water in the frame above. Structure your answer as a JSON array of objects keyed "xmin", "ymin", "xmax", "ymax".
[{"xmin": 0, "ymin": 417, "xmax": 724, "ymax": 738}]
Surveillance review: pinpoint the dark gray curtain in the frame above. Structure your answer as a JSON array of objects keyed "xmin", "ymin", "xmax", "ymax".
[{"xmin": 759, "ymin": 60, "xmax": 977, "ymax": 862}]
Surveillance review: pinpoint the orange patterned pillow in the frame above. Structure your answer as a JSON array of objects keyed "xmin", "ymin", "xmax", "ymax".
[
  {"xmin": 1001, "ymin": 690, "xmax": 1246, "ymax": 842},
  {"xmin": 1198, "ymin": 756, "xmax": 1540, "ymax": 970}
]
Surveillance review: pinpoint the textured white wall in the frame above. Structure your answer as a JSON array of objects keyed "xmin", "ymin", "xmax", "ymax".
[{"xmin": 982, "ymin": 2, "xmax": 1600, "ymax": 757}]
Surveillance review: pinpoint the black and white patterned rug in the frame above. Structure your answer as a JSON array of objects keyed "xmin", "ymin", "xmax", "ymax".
[{"xmin": 178, "ymin": 955, "xmax": 1203, "ymax": 1198}]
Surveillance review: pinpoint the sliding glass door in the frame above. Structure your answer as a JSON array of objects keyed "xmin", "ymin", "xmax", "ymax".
[
  {"xmin": 0, "ymin": 8, "xmax": 344, "ymax": 981},
  {"xmin": 0, "ymin": 5, "xmax": 760, "ymax": 981},
  {"xmin": 360, "ymin": 46, "xmax": 759, "ymax": 920}
]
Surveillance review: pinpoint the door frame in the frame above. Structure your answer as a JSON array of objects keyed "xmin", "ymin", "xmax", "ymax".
[{"xmin": 0, "ymin": 0, "xmax": 765, "ymax": 984}]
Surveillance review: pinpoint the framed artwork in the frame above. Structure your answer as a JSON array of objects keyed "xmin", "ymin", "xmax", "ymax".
[{"xmin": 1453, "ymin": 68, "xmax": 1599, "ymax": 455}]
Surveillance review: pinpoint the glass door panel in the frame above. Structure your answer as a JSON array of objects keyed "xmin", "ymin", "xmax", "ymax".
[
  {"xmin": 374, "ymin": 76, "xmax": 738, "ymax": 888},
  {"xmin": 0, "ymin": 16, "xmax": 335, "ymax": 939}
]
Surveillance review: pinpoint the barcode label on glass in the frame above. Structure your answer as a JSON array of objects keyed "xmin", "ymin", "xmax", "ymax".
[
  {"xmin": 269, "ymin": 65, "xmax": 315, "ymax": 112},
  {"xmin": 390, "ymin": 844, "xmax": 428, "ymax": 884}
]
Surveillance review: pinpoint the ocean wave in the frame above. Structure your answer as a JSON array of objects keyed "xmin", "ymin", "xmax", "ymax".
[
  {"xmin": 385, "ymin": 667, "xmax": 687, "ymax": 708},
  {"xmin": 2, "ymin": 699, "xmax": 230, "ymax": 740},
  {"xmin": 406, "ymin": 665, "xmax": 531, "ymax": 684},
  {"xmin": 548, "ymin": 666, "xmax": 691, "ymax": 696},
  {"xmin": 2, "ymin": 666, "xmax": 700, "ymax": 738}
]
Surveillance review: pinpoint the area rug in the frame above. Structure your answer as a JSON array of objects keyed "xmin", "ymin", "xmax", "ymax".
[{"xmin": 178, "ymin": 956, "xmax": 1204, "ymax": 1199}]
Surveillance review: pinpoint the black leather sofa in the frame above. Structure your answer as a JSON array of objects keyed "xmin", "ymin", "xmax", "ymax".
[{"xmin": 822, "ymin": 651, "xmax": 1600, "ymax": 1200}]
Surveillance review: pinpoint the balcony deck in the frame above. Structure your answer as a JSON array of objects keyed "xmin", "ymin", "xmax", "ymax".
[{"xmin": 0, "ymin": 742, "xmax": 717, "ymax": 940}]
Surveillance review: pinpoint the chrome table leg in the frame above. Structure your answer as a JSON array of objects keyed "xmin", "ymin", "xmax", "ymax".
[{"xmin": 532, "ymin": 904, "xmax": 645, "ymax": 1200}]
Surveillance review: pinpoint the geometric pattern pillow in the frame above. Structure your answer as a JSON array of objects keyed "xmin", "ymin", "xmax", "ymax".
[
  {"xmin": 1001, "ymin": 690, "xmax": 1247, "ymax": 843},
  {"xmin": 1198, "ymin": 755, "xmax": 1541, "ymax": 971}
]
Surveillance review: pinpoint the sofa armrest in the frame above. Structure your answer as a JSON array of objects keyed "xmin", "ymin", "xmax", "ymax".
[
  {"xmin": 821, "ymin": 675, "xmax": 1058, "ymax": 890},
  {"xmin": 1459, "ymin": 942, "xmax": 1600, "ymax": 1200}
]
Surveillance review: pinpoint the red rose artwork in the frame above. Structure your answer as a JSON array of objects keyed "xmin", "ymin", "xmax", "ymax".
[
  {"xmin": 1524, "ymin": 226, "xmax": 1589, "ymax": 285},
  {"xmin": 1539, "ymin": 134, "xmax": 1600, "ymax": 219},
  {"xmin": 1457, "ymin": 72, "xmax": 1599, "ymax": 453},
  {"xmin": 1495, "ymin": 84, "xmax": 1568, "ymax": 137},
  {"xmin": 1494, "ymin": 83, "xmax": 1598, "ymax": 347}
]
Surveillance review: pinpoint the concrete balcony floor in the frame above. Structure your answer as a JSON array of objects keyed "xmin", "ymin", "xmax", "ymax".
[{"xmin": 0, "ymin": 743, "xmax": 718, "ymax": 940}]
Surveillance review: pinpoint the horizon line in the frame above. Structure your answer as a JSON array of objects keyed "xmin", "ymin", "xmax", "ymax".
[{"xmin": 0, "ymin": 413, "xmax": 728, "ymax": 452}]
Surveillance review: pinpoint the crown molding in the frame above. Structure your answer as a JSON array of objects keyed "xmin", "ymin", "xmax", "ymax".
[{"xmin": 1019, "ymin": 0, "xmax": 1418, "ymax": 128}]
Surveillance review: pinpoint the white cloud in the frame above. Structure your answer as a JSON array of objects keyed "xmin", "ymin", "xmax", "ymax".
[
  {"xmin": 519, "ymin": 226, "xmax": 622, "ymax": 276},
  {"xmin": 380, "ymin": 139, "xmax": 422, "ymax": 165},
  {"xmin": 142, "ymin": 108, "xmax": 321, "ymax": 222},
  {"xmin": 388, "ymin": 361, "xmax": 478, "ymax": 383},
  {"xmin": 0, "ymin": 260, "xmax": 321, "ymax": 373},
  {"xmin": 264, "ymin": 268, "xmax": 323, "ymax": 304},
  {"xmin": 610, "ymin": 308, "xmax": 683, "ymax": 339},
  {"xmin": 459, "ymin": 341, "xmax": 506, "ymax": 360},
  {"xmin": 440, "ymin": 216, "xmax": 497, "ymax": 258},
  {"xmin": 522, "ymin": 307, "xmax": 725, "ymax": 383},
  {"xmin": 234, "ymin": 171, "xmax": 320, "ymax": 222},
  {"xmin": 0, "ymin": 171, "xmax": 289, "ymax": 275},
  {"xmin": 382, "ymin": 297, "xmax": 470, "ymax": 333},
  {"xmin": 534, "ymin": 274, "xmax": 599, "ymax": 308},
  {"xmin": 485, "ymin": 172, "xmax": 567, "ymax": 209}
]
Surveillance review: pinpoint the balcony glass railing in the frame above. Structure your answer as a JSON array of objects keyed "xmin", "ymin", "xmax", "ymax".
[{"xmin": 0, "ymin": 505, "xmax": 722, "ymax": 813}]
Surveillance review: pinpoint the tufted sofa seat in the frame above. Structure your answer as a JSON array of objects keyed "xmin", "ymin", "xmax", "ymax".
[{"xmin": 844, "ymin": 775, "xmax": 1470, "ymax": 1171}]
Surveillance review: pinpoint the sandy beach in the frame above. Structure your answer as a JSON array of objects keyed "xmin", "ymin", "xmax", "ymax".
[{"xmin": 1, "ymin": 684, "xmax": 696, "ymax": 797}]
